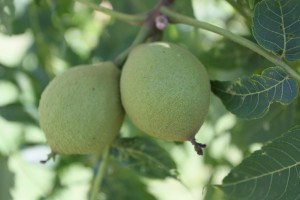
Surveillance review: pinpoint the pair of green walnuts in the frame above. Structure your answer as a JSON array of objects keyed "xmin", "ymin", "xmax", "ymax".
[{"xmin": 38, "ymin": 42, "xmax": 211, "ymax": 155}]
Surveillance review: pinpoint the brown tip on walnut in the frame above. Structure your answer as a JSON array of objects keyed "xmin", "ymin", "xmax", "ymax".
[
  {"xmin": 40, "ymin": 152, "xmax": 57, "ymax": 164},
  {"xmin": 190, "ymin": 137, "xmax": 206, "ymax": 156}
]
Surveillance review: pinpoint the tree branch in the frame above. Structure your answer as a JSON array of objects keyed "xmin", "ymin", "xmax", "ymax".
[
  {"xmin": 160, "ymin": 6, "xmax": 300, "ymax": 81},
  {"xmin": 75, "ymin": 0, "xmax": 147, "ymax": 24}
]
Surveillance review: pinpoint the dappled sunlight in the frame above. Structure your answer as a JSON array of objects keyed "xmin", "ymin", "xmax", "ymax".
[{"xmin": 1, "ymin": 0, "xmax": 298, "ymax": 199}]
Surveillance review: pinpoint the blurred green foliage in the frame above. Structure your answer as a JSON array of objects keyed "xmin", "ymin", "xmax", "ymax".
[
  {"xmin": 0, "ymin": 0, "xmax": 15, "ymax": 33},
  {"xmin": 0, "ymin": 0, "xmax": 300, "ymax": 200},
  {"xmin": 0, "ymin": 155, "xmax": 14, "ymax": 200}
]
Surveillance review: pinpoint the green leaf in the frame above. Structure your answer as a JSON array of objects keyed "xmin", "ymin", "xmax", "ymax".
[
  {"xmin": 231, "ymin": 96, "xmax": 300, "ymax": 150},
  {"xmin": 219, "ymin": 125, "xmax": 300, "ymax": 200},
  {"xmin": 172, "ymin": 0, "xmax": 194, "ymax": 17},
  {"xmin": 240, "ymin": 0, "xmax": 263, "ymax": 9},
  {"xmin": 0, "ymin": 156, "xmax": 14, "ymax": 200},
  {"xmin": 91, "ymin": 21, "xmax": 139, "ymax": 61},
  {"xmin": 248, "ymin": 0, "xmax": 256, "ymax": 9},
  {"xmin": 198, "ymin": 37, "xmax": 273, "ymax": 71},
  {"xmin": 204, "ymin": 185, "xmax": 226, "ymax": 200},
  {"xmin": 109, "ymin": 0, "xmax": 157, "ymax": 14},
  {"xmin": 0, "ymin": 64, "xmax": 19, "ymax": 86},
  {"xmin": 0, "ymin": 0, "xmax": 15, "ymax": 34},
  {"xmin": 252, "ymin": 0, "xmax": 300, "ymax": 61},
  {"xmin": 112, "ymin": 137, "xmax": 177, "ymax": 179},
  {"xmin": 103, "ymin": 164, "xmax": 156, "ymax": 200},
  {"xmin": 0, "ymin": 103, "xmax": 37, "ymax": 124},
  {"xmin": 211, "ymin": 66, "xmax": 299, "ymax": 119}
]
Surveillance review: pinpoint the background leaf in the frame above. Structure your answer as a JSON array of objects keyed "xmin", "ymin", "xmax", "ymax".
[
  {"xmin": 0, "ymin": 0, "xmax": 15, "ymax": 34},
  {"xmin": 0, "ymin": 63, "xmax": 19, "ymax": 86},
  {"xmin": 171, "ymin": 0, "xmax": 194, "ymax": 17},
  {"xmin": 211, "ymin": 66, "xmax": 299, "ymax": 119},
  {"xmin": 252, "ymin": 0, "xmax": 300, "ymax": 61},
  {"xmin": 2, "ymin": 0, "xmax": 300, "ymax": 199},
  {"xmin": 111, "ymin": 137, "xmax": 177, "ymax": 179},
  {"xmin": 103, "ymin": 163, "xmax": 156, "ymax": 200},
  {"xmin": 219, "ymin": 125, "xmax": 300, "ymax": 200},
  {"xmin": 238, "ymin": 0, "xmax": 263, "ymax": 9},
  {"xmin": 0, "ymin": 103, "xmax": 37, "ymax": 124},
  {"xmin": 0, "ymin": 156, "xmax": 14, "ymax": 200},
  {"xmin": 198, "ymin": 36, "xmax": 273, "ymax": 71},
  {"xmin": 91, "ymin": 21, "xmax": 139, "ymax": 61},
  {"xmin": 108, "ymin": 0, "xmax": 157, "ymax": 14},
  {"xmin": 231, "ymin": 95, "xmax": 300, "ymax": 150}
]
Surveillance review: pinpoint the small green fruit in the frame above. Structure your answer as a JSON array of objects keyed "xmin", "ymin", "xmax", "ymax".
[
  {"xmin": 39, "ymin": 62, "xmax": 124, "ymax": 155},
  {"xmin": 121, "ymin": 42, "xmax": 210, "ymax": 141}
]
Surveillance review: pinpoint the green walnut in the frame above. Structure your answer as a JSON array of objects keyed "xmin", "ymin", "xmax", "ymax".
[
  {"xmin": 38, "ymin": 62, "xmax": 124, "ymax": 155},
  {"xmin": 121, "ymin": 42, "xmax": 210, "ymax": 142}
]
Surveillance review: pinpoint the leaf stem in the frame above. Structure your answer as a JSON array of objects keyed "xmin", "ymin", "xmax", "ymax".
[
  {"xmin": 160, "ymin": 7, "xmax": 300, "ymax": 81},
  {"xmin": 90, "ymin": 147, "xmax": 110, "ymax": 200},
  {"xmin": 114, "ymin": 25, "xmax": 152, "ymax": 68},
  {"xmin": 75, "ymin": 0, "xmax": 147, "ymax": 24}
]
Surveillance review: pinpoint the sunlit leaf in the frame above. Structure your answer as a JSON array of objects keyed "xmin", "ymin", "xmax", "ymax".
[
  {"xmin": 219, "ymin": 125, "xmax": 300, "ymax": 200},
  {"xmin": 253, "ymin": 0, "xmax": 300, "ymax": 61},
  {"xmin": 10, "ymin": 153, "xmax": 55, "ymax": 200},
  {"xmin": 111, "ymin": 137, "xmax": 177, "ymax": 179},
  {"xmin": 211, "ymin": 66, "xmax": 299, "ymax": 119}
]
